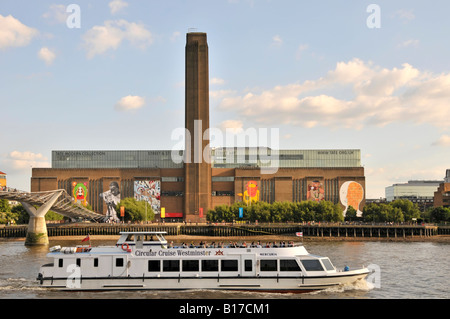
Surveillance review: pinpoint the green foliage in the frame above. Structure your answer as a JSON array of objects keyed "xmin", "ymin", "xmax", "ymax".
[
  {"xmin": 0, "ymin": 199, "xmax": 11, "ymax": 213},
  {"xmin": 116, "ymin": 197, "xmax": 155, "ymax": 222},
  {"xmin": 207, "ymin": 200, "xmax": 344, "ymax": 223},
  {"xmin": 390, "ymin": 199, "xmax": 420, "ymax": 221},
  {"xmin": 362, "ymin": 199, "xmax": 430, "ymax": 223},
  {"xmin": 429, "ymin": 206, "xmax": 450, "ymax": 223},
  {"xmin": 45, "ymin": 210, "xmax": 65, "ymax": 221},
  {"xmin": 345, "ymin": 206, "xmax": 358, "ymax": 221}
]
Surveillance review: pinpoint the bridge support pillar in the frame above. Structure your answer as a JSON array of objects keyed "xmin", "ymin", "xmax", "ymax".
[{"xmin": 22, "ymin": 190, "xmax": 63, "ymax": 246}]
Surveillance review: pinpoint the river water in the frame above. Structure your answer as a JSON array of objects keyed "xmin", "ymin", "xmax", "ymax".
[{"xmin": 0, "ymin": 239, "xmax": 449, "ymax": 300}]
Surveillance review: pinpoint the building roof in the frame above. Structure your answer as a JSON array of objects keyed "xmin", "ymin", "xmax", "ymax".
[
  {"xmin": 0, "ymin": 171, "xmax": 6, "ymax": 175},
  {"xmin": 390, "ymin": 180, "xmax": 443, "ymax": 187}
]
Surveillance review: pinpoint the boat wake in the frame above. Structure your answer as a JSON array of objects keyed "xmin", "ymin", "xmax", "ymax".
[{"xmin": 308, "ymin": 279, "xmax": 374, "ymax": 296}]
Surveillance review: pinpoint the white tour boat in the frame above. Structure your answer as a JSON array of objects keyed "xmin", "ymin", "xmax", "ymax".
[{"xmin": 37, "ymin": 231, "xmax": 369, "ymax": 292}]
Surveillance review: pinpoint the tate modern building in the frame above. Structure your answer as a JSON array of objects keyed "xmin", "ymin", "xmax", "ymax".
[{"xmin": 31, "ymin": 33, "xmax": 366, "ymax": 222}]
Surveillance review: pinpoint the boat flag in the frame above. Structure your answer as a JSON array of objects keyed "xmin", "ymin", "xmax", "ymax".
[
  {"xmin": 82, "ymin": 234, "xmax": 90, "ymax": 242},
  {"xmin": 296, "ymin": 232, "xmax": 303, "ymax": 237}
]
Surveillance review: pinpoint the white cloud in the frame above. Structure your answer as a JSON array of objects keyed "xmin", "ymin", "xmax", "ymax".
[
  {"xmin": 170, "ymin": 31, "xmax": 181, "ymax": 42},
  {"xmin": 271, "ymin": 35, "xmax": 283, "ymax": 47},
  {"xmin": 432, "ymin": 135, "xmax": 450, "ymax": 147},
  {"xmin": 114, "ymin": 95, "xmax": 145, "ymax": 111},
  {"xmin": 393, "ymin": 9, "xmax": 415, "ymax": 23},
  {"xmin": 211, "ymin": 78, "xmax": 225, "ymax": 85},
  {"xmin": 6, "ymin": 151, "xmax": 50, "ymax": 170},
  {"xmin": 398, "ymin": 39, "xmax": 419, "ymax": 48},
  {"xmin": 0, "ymin": 14, "xmax": 39, "ymax": 50},
  {"xmin": 210, "ymin": 89, "xmax": 236, "ymax": 100},
  {"xmin": 82, "ymin": 19, "xmax": 152, "ymax": 59},
  {"xmin": 218, "ymin": 120, "xmax": 244, "ymax": 134},
  {"xmin": 38, "ymin": 47, "xmax": 56, "ymax": 65},
  {"xmin": 217, "ymin": 59, "xmax": 450, "ymax": 130},
  {"xmin": 109, "ymin": 0, "xmax": 129, "ymax": 15},
  {"xmin": 42, "ymin": 4, "xmax": 68, "ymax": 24},
  {"xmin": 295, "ymin": 44, "xmax": 309, "ymax": 60}
]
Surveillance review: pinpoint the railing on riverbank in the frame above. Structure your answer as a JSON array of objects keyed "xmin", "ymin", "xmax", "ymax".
[{"xmin": 1, "ymin": 223, "xmax": 448, "ymax": 239}]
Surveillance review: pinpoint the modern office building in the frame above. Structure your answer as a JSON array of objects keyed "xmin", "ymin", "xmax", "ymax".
[
  {"xmin": 31, "ymin": 32, "xmax": 366, "ymax": 221},
  {"xmin": 385, "ymin": 180, "xmax": 442, "ymax": 208}
]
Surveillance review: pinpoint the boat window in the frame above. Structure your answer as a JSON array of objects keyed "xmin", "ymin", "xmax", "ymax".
[
  {"xmin": 116, "ymin": 258, "xmax": 124, "ymax": 267},
  {"xmin": 183, "ymin": 260, "xmax": 199, "ymax": 272},
  {"xmin": 202, "ymin": 260, "xmax": 218, "ymax": 272},
  {"xmin": 58, "ymin": 259, "xmax": 63, "ymax": 268},
  {"xmin": 301, "ymin": 259, "xmax": 324, "ymax": 271},
  {"xmin": 244, "ymin": 260, "xmax": 252, "ymax": 272},
  {"xmin": 148, "ymin": 260, "xmax": 160, "ymax": 272},
  {"xmin": 280, "ymin": 259, "xmax": 301, "ymax": 272},
  {"xmin": 76, "ymin": 258, "xmax": 81, "ymax": 267},
  {"xmin": 321, "ymin": 258, "xmax": 335, "ymax": 271},
  {"xmin": 221, "ymin": 260, "xmax": 238, "ymax": 272},
  {"xmin": 94, "ymin": 258, "xmax": 98, "ymax": 267},
  {"xmin": 163, "ymin": 260, "xmax": 180, "ymax": 272},
  {"xmin": 126, "ymin": 234, "xmax": 134, "ymax": 242},
  {"xmin": 260, "ymin": 260, "xmax": 277, "ymax": 271}
]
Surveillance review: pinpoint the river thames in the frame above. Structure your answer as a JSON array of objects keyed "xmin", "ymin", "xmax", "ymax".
[{"xmin": 0, "ymin": 239, "xmax": 449, "ymax": 299}]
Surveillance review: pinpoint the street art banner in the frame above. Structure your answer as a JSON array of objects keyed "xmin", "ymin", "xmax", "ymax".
[
  {"xmin": 72, "ymin": 181, "xmax": 88, "ymax": 206},
  {"xmin": 100, "ymin": 181, "xmax": 120, "ymax": 222},
  {"xmin": 134, "ymin": 180, "xmax": 161, "ymax": 215},
  {"xmin": 340, "ymin": 181, "xmax": 364, "ymax": 217},
  {"xmin": 238, "ymin": 180, "xmax": 260, "ymax": 205},
  {"xmin": 307, "ymin": 180, "xmax": 325, "ymax": 202}
]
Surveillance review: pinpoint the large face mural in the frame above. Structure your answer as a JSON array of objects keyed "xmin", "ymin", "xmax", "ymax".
[
  {"xmin": 307, "ymin": 180, "xmax": 325, "ymax": 202},
  {"xmin": 100, "ymin": 181, "xmax": 120, "ymax": 222},
  {"xmin": 340, "ymin": 181, "xmax": 364, "ymax": 217},
  {"xmin": 72, "ymin": 182, "xmax": 88, "ymax": 206},
  {"xmin": 134, "ymin": 180, "xmax": 161, "ymax": 215},
  {"xmin": 238, "ymin": 180, "xmax": 260, "ymax": 205}
]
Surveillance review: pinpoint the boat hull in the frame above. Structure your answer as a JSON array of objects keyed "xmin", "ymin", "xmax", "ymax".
[{"xmin": 38, "ymin": 269, "xmax": 369, "ymax": 292}]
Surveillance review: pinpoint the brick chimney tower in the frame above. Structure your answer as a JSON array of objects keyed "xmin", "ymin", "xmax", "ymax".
[{"xmin": 184, "ymin": 32, "xmax": 211, "ymax": 222}]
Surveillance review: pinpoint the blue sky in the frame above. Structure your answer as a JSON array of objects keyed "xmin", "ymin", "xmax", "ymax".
[{"xmin": 1, "ymin": 0, "xmax": 450, "ymax": 198}]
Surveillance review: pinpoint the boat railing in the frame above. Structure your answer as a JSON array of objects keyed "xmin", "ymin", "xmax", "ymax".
[{"xmin": 167, "ymin": 241, "xmax": 301, "ymax": 249}]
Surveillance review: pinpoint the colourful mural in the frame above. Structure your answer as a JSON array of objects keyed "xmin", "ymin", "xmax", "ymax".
[
  {"xmin": 134, "ymin": 180, "xmax": 161, "ymax": 215},
  {"xmin": 307, "ymin": 180, "xmax": 325, "ymax": 202},
  {"xmin": 72, "ymin": 182, "xmax": 88, "ymax": 206},
  {"xmin": 100, "ymin": 181, "xmax": 120, "ymax": 222},
  {"xmin": 238, "ymin": 180, "xmax": 260, "ymax": 205},
  {"xmin": 340, "ymin": 181, "xmax": 364, "ymax": 217}
]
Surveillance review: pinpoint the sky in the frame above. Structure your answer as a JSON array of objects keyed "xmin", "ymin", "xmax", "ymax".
[{"xmin": 1, "ymin": 0, "xmax": 450, "ymax": 198}]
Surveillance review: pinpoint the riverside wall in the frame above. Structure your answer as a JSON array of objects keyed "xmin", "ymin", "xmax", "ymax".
[{"xmin": 1, "ymin": 223, "xmax": 449, "ymax": 239}]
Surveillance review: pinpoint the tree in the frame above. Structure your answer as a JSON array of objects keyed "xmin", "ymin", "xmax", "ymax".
[
  {"xmin": 345, "ymin": 206, "xmax": 358, "ymax": 222},
  {"xmin": 116, "ymin": 198, "xmax": 154, "ymax": 222},
  {"xmin": 429, "ymin": 206, "xmax": 450, "ymax": 223},
  {"xmin": 390, "ymin": 199, "xmax": 420, "ymax": 222},
  {"xmin": 0, "ymin": 199, "xmax": 11, "ymax": 213}
]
